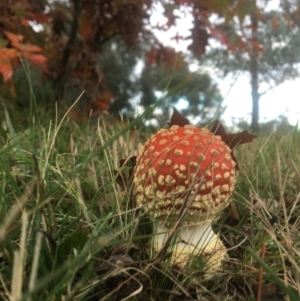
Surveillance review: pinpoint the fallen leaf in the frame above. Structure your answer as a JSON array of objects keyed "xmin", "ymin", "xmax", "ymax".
[
  {"xmin": 167, "ymin": 107, "xmax": 190, "ymax": 127},
  {"xmin": 211, "ymin": 119, "xmax": 257, "ymax": 169},
  {"xmin": 212, "ymin": 119, "xmax": 257, "ymax": 149},
  {"xmin": 222, "ymin": 201, "xmax": 240, "ymax": 226}
]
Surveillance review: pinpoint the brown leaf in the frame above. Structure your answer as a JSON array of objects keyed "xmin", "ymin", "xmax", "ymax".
[
  {"xmin": 259, "ymin": 283, "xmax": 279, "ymax": 299},
  {"xmin": 222, "ymin": 201, "xmax": 240, "ymax": 226},
  {"xmin": 212, "ymin": 119, "xmax": 257, "ymax": 169},
  {"xmin": 167, "ymin": 107, "xmax": 190, "ymax": 127},
  {"xmin": 211, "ymin": 119, "xmax": 256, "ymax": 148}
]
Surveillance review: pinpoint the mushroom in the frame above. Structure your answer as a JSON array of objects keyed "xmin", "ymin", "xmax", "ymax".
[{"xmin": 133, "ymin": 124, "xmax": 236, "ymax": 276}]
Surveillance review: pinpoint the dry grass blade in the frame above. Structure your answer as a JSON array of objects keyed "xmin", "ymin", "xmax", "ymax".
[
  {"xmin": 0, "ymin": 179, "xmax": 37, "ymax": 247},
  {"xmin": 11, "ymin": 212, "xmax": 28, "ymax": 301},
  {"xmin": 276, "ymin": 146, "xmax": 291, "ymax": 251},
  {"xmin": 256, "ymin": 230, "xmax": 268, "ymax": 301},
  {"xmin": 43, "ymin": 92, "xmax": 84, "ymax": 179},
  {"xmin": 151, "ymin": 264, "xmax": 192, "ymax": 298},
  {"xmin": 290, "ymin": 158, "xmax": 300, "ymax": 183},
  {"xmin": 75, "ymin": 177, "xmax": 92, "ymax": 225},
  {"xmin": 99, "ymin": 267, "xmax": 147, "ymax": 301},
  {"xmin": 28, "ymin": 231, "xmax": 42, "ymax": 294}
]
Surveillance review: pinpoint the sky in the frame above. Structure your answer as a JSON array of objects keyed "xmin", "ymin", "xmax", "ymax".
[{"xmin": 149, "ymin": 2, "xmax": 300, "ymax": 127}]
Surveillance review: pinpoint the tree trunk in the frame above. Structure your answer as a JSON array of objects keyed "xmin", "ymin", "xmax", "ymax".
[
  {"xmin": 55, "ymin": 0, "xmax": 80, "ymax": 100},
  {"xmin": 250, "ymin": 0, "xmax": 260, "ymax": 133},
  {"xmin": 250, "ymin": 54, "xmax": 260, "ymax": 133}
]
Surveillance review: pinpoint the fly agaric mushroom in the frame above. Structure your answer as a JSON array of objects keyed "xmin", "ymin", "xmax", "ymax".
[{"xmin": 133, "ymin": 124, "xmax": 236, "ymax": 276}]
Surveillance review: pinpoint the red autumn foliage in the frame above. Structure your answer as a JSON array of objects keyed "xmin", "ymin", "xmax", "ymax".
[
  {"xmin": 0, "ymin": 1, "xmax": 48, "ymax": 82},
  {"xmin": 0, "ymin": 0, "xmax": 286, "ymax": 117}
]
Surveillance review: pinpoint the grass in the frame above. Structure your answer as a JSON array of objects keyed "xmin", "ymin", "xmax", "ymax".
[{"xmin": 0, "ymin": 99, "xmax": 300, "ymax": 301}]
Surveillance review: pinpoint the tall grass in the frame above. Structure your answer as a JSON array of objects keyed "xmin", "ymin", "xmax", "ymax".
[{"xmin": 0, "ymin": 65, "xmax": 300, "ymax": 300}]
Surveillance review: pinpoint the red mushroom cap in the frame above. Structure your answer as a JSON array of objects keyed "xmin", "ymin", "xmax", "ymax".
[{"xmin": 134, "ymin": 124, "xmax": 236, "ymax": 225}]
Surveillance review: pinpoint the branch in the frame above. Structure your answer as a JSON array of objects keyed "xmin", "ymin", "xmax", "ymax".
[
  {"xmin": 98, "ymin": 32, "xmax": 120, "ymax": 46},
  {"xmin": 259, "ymin": 84, "xmax": 277, "ymax": 97},
  {"xmin": 94, "ymin": 15, "xmax": 119, "ymax": 46}
]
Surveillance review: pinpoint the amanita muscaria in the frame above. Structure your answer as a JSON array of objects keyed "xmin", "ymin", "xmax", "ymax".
[{"xmin": 133, "ymin": 109, "xmax": 256, "ymax": 276}]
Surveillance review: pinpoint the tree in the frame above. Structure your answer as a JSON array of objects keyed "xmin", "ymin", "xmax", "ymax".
[
  {"xmin": 4, "ymin": 0, "xmax": 296, "ymax": 127},
  {"xmin": 98, "ymin": 38, "xmax": 223, "ymax": 122},
  {"xmin": 197, "ymin": 0, "xmax": 300, "ymax": 132},
  {"xmin": 0, "ymin": 0, "xmax": 232, "ymax": 117},
  {"xmin": 1, "ymin": 0, "xmax": 231, "ymax": 121},
  {"xmin": 140, "ymin": 58, "xmax": 223, "ymax": 124},
  {"xmin": 99, "ymin": 38, "xmax": 143, "ymax": 116}
]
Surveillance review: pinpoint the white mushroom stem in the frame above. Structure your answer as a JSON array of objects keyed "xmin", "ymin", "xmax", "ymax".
[
  {"xmin": 155, "ymin": 222, "xmax": 216, "ymax": 253},
  {"xmin": 153, "ymin": 222, "xmax": 227, "ymax": 276}
]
